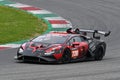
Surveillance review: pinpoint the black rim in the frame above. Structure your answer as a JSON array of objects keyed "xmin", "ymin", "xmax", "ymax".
[{"xmin": 62, "ymin": 49, "xmax": 71, "ymax": 63}]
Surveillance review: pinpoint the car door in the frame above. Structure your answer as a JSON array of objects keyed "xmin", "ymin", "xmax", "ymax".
[{"xmin": 67, "ymin": 36, "xmax": 86, "ymax": 59}]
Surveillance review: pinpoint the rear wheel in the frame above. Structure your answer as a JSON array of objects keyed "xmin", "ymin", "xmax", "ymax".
[
  {"xmin": 58, "ymin": 49, "xmax": 71, "ymax": 64},
  {"xmin": 94, "ymin": 47, "xmax": 104, "ymax": 60}
]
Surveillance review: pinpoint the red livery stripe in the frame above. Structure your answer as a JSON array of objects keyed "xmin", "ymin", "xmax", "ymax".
[
  {"xmin": 20, "ymin": 7, "xmax": 41, "ymax": 11},
  {"xmin": 53, "ymin": 53, "xmax": 63, "ymax": 60},
  {"xmin": 48, "ymin": 20, "xmax": 68, "ymax": 24}
]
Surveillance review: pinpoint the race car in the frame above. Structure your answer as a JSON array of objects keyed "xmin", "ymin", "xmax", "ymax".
[{"xmin": 14, "ymin": 28, "xmax": 111, "ymax": 63}]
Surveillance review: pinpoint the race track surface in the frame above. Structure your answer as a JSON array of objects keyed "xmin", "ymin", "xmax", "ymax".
[{"xmin": 1, "ymin": 0, "xmax": 120, "ymax": 80}]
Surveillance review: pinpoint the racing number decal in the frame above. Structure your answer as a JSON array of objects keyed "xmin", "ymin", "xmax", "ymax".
[{"xmin": 72, "ymin": 50, "xmax": 79, "ymax": 58}]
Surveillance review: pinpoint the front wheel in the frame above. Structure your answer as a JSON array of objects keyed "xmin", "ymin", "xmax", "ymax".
[{"xmin": 58, "ymin": 49, "xmax": 71, "ymax": 64}]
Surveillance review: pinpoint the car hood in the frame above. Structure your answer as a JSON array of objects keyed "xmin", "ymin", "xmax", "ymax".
[{"xmin": 25, "ymin": 41, "xmax": 62, "ymax": 50}]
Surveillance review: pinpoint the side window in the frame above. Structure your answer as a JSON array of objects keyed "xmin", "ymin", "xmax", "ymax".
[
  {"xmin": 66, "ymin": 36, "xmax": 81, "ymax": 45},
  {"xmin": 80, "ymin": 36, "xmax": 86, "ymax": 41},
  {"xmin": 66, "ymin": 38, "xmax": 74, "ymax": 46},
  {"xmin": 73, "ymin": 37, "xmax": 81, "ymax": 42}
]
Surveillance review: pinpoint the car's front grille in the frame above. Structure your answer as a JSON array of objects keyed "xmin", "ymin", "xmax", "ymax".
[
  {"xmin": 23, "ymin": 56, "xmax": 40, "ymax": 62},
  {"xmin": 35, "ymin": 50, "xmax": 45, "ymax": 56}
]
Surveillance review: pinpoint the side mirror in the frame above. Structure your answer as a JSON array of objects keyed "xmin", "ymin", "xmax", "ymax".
[
  {"xmin": 72, "ymin": 42, "xmax": 80, "ymax": 47},
  {"xmin": 82, "ymin": 32, "xmax": 87, "ymax": 36}
]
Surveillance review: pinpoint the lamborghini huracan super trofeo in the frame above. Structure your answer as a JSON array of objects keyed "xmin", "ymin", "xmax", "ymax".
[{"xmin": 14, "ymin": 28, "xmax": 111, "ymax": 63}]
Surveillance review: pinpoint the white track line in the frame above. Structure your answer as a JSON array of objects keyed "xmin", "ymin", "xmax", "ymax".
[
  {"xmin": 27, "ymin": 10, "xmax": 52, "ymax": 14},
  {"xmin": 44, "ymin": 17, "xmax": 66, "ymax": 20},
  {"xmin": 51, "ymin": 24, "xmax": 72, "ymax": 28},
  {"xmin": 0, "ymin": 44, "xmax": 21, "ymax": 48},
  {"xmin": 6, "ymin": 3, "xmax": 31, "ymax": 8}
]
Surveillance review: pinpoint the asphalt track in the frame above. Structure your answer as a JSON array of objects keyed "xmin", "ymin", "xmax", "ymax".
[{"xmin": 1, "ymin": 0, "xmax": 120, "ymax": 80}]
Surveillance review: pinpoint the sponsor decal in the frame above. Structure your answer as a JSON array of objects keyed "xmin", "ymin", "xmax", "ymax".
[{"xmin": 71, "ymin": 50, "xmax": 79, "ymax": 58}]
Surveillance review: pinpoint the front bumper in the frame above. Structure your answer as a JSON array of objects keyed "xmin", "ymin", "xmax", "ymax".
[{"xmin": 14, "ymin": 55, "xmax": 57, "ymax": 62}]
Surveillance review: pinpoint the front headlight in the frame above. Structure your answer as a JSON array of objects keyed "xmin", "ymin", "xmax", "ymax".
[
  {"xmin": 44, "ymin": 46, "xmax": 62, "ymax": 56},
  {"xmin": 44, "ymin": 51, "xmax": 55, "ymax": 55},
  {"xmin": 19, "ymin": 48, "xmax": 24, "ymax": 53}
]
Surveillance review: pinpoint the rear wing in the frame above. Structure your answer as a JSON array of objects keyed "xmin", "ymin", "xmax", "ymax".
[{"xmin": 66, "ymin": 28, "xmax": 111, "ymax": 39}]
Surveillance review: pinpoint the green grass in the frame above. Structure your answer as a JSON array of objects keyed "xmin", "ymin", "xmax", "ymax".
[{"xmin": 0, "ymin": 6, "xmax": 47, "ymax": 44}]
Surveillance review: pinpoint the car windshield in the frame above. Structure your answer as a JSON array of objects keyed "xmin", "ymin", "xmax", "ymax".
[{"xmin": 32, "ymin": 34, "xmax": 69, "ymax": 44}]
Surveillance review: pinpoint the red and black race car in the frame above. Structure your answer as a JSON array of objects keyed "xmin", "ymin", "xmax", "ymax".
[{"xmin": 14, "ymin": 28, "xmax": 111, "ymax": 63}]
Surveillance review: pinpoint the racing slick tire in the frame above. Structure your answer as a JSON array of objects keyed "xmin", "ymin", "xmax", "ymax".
[
  {"xmin": 58, "ymin": 49, "xmax": 71, "ymax": 64},
  {"xmin": 94, "ymin": 43, "xmax": 106, "ymax": 61}
]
